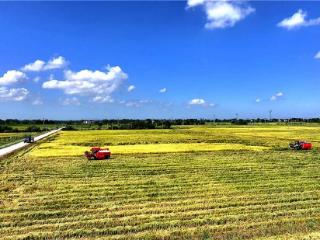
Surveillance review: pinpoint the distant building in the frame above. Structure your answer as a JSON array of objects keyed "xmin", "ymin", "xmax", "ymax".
[{"xmin": 83, "ymin": 120, "xmax": 94, "ymax": 124}]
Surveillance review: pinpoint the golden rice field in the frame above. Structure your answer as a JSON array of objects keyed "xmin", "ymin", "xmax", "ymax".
[{"xmin": 1, "ymin": 125, "xmax": 320, "ymax": 239}]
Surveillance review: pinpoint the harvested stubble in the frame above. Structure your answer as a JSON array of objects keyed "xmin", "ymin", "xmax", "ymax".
[{"xmin": 1, "ymin": 125, "xmax": 320, "ymax": 239}]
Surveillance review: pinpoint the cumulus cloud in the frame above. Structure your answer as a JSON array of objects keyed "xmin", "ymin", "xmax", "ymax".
[
  {"xmin": 22, "ymin": 60, "xmax": 45, "ymax": 72},
  {"xmin": 0, "ymin": 87, "xmax": 29, "ymax": 101},
  {"xmin": 187, "ymin": 0, "xmax": 205, "ymax": 8},
  {"xmin": 187, "ymin": 0, "xmax": 255, "ymax": 29},
  {"xmin": 92, "ymin": 95, "xmax": 114, "ymax": 103},
  {"xmin": 159, "ymin": 88, "xmax": 167, "ymax": 93},
  {"xmin": 0, "ymin": 71, "xmax": 28, "ymax": 101},
  {"xmin": 62, "ymin": 97, "xmax": 80, "ymax": 106},
  {"xmin": 270, "ymin": 92, "xmax": 284, "ymax": 101},
  {"xmin": 44, "ymin": 56, "xmax": 67, "ymax": 70},
  {"xmin": 0, "ymin": 70, "xmax": 27, "ymax": 86},
  {"xmin": 188, "ymin": 98, "xmax": 215, "ymax": 107},
  {"xmin": 255, "ymin": 98, "xmax": 261, "ymax": 103},
  {"xmin": 127, "ymin": 85, "xmax": 135, "ymax": 92},
  {"xmin": 315, "ymin": 51, "xmax": 320, "ymax": 59},
  {"xmin": 278, "ymin": 9, "xmax": 320, "ymax": 30},
  {"xmin": 42, "ymin": 66, "xmax": 128, "ymax": 97},
  {"xmin": 22, "ymin": 56, "xmax": 67, "ymax": 72}
]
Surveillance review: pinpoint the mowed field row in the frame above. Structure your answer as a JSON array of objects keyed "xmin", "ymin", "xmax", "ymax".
[{"xmin": 1, "ymin": 125, "xmax": 320, "ymax": 239}]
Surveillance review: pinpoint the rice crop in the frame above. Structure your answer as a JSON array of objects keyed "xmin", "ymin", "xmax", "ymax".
[
  {"xmin": 1, "ymin": 125, "xmax": 320, "ymax": 239},
  {"xmin": 30, "ymin": 142, "xmax": 269, "ymax": 157}
]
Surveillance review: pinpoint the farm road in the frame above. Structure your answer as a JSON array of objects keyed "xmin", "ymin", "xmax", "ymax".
[{"xmin": 0, "ymin": 128, "xmax": 62, "ymax": 158}]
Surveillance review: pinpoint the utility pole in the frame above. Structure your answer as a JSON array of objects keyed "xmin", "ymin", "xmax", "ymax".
[{"xmin": 269, "ymin": 110, "xmax": 272, "ymax": 122}]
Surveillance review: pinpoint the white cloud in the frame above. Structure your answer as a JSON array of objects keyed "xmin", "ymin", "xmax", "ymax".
[
  {"xmin": 278, "ymin": 9, "xmax": 320, "ymax": 30},
  {"xmin": 189, "ymin": 98, "xmax": 215, "ymax": 107},
  {"xmin": 22, "ymin": 60, "xmax": 45, "ymax": 72},
  {"xmin": 42, "ymin": 66, "xmax": 128, "ymax": 97},
  {"xmin": 189, "ymin": 98, "xmax": 206, "ymax": 105},
  {"xmin": 0, "ymin": 71, "xmax": 29, "ymax": 101},
  {"xmin": 187, "ymin": 0, "xmax": 205, "ymax": 8},
  {"xmin": 62, "ymin": 97, "xmax": 80, "ymax": 106},
  {"xmin": 32, "ymin": 98, "xmax": 43, "ymax": 105},
  {"xmin": 22, "ymin": 56, "xmax": 67, "ymax": 72},
  {"xmin": 187, "ymin": 0, "xmax": 255, "ymax": 29},
  {"xmin": 0, "ymin": 70, "xmax": 27, "ymax": 86},
  {"xmin": 127, "ymin": 85, "xmax": 135, "ymax": 92},
  {"xmin": 270, "ymin": 92, "xmax": 284, "ymax": 101},
  {"xmin": 44, "ymin": 56, "xmax": 67, "ymax": 70},
  {"xmin": 159, "ymin": 88, "xmax": 167, "ymax": 93},
  {"xmin": 92, "ymin": 95, "xmax": 114, "ymax": 103},
  {"xmin": 255, "ymin": 98, "xmax": 261, "ymax": 103},
  {"xmin": 314, "ymin": 51, "xmax": 320, "ymax": 59},
  {"xmin": 0, "ymin": 87, "xmax": 29, "ymax": 101}
]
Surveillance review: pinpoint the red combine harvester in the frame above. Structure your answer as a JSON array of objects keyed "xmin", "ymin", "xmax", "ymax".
[
  {"xmin": 84, "ymin": 147, "xmax": 111, "ymax": 160},
  {"xmin": 289, "ymin": 141, "xmax": 312, "ymax": 150}
]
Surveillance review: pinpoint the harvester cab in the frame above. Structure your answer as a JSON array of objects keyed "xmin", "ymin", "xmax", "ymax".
[
  {"xmin": 84, "ymin": 147, "xmax": 111, "ymax": 160},
  {"xmin": 24, "ymin": 136, "xmax": 35, "ymax": 143},
  {"xmin": 289, "ymin": 141, "xmax": 312, "ymax": 150}
]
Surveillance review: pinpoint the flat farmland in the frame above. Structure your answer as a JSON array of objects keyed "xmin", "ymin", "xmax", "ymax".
[
  {"xmin": 1, "ymin": 125, "xmax": 320, "ymax": 239},
  {"xmin": 0, "ymin": 133, "xmax": 35, "ymax": 149}
]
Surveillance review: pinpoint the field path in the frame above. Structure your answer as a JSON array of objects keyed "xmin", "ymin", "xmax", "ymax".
[{"xmin": 0, "ymin": 128, "xmax": 62, "ymax": 158}]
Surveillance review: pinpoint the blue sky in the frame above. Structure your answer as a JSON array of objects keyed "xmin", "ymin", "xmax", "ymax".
[{"xmin": 0, "ymin": 1, "xmax": 319, "ymax": 120}]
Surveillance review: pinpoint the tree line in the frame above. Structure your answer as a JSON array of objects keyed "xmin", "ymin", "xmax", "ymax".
[
  {"xmin": 0, "ymin": 125, "xmax": 50, "ymax": 133},
  {"xmin": 1, "ymin": 118, "xmax": 320, "ymax": 132}
]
